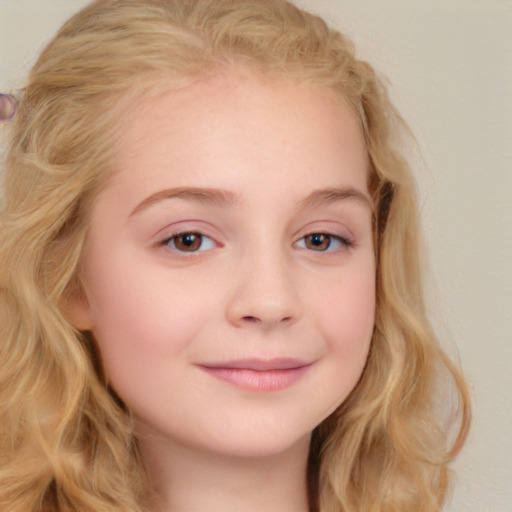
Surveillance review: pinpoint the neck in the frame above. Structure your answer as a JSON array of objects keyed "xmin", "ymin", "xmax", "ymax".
[{"xmin": 139, "ymin": 433, "xmax": 311, "ymax": 512}]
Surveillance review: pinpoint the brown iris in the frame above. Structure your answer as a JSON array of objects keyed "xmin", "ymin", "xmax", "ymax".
[
  {"xmin": 173, "ymin": 233, "xmax": 202, "ymax": 252},
  {"xmin": 304, "ymin": 233, "xmax": 331, "ymax": 251}
]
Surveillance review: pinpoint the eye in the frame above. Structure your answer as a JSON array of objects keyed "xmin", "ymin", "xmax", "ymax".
[
  {"xmin": 295, "ymin": 233, "xmax": 353, "ymax": 252},
  {"xmin": 162, "ymin": 232, "xmax": 216, "ymax": 253}
]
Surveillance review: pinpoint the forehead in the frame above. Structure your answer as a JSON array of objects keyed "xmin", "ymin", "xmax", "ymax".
[
  {"xmin": 102, "ymin": 70, "xmax": 369, "ymax": 209},
  {"xmin": 116, "ymin": 67, "xmax": 363, "ymax": 144}
]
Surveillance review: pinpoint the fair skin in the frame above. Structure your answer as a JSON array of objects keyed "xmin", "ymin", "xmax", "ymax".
[{"xmin": 70, "ymin": 70, "xmax": 376, "ymax": 512}]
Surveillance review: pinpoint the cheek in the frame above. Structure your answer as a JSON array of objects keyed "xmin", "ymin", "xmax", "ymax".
[
  {"xmin": 82, "ymin": 253, "xmax": 213, "ymax": 388},
  {"xmin": 315, "ymin": 260, "xmax": 375, "ymax": 346},
  {"xmin": 310, "ymin": 262, "xmax": 375, "ymax": 389}
]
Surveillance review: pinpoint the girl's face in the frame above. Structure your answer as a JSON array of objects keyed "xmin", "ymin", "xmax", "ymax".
[{"xmin": 70, "ymin": 72, "xmax": 375, "ymax": 459}]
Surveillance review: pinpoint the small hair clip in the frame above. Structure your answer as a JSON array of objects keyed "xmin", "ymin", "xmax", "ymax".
[{"xmin": 0, "ymin": 92, "xmax": 21, "ymax": 122}]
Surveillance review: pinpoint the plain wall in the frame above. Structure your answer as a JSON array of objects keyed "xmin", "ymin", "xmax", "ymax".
[{"xmin": 1, "ymin": 1, "xmax": 511, "ymax": 511}]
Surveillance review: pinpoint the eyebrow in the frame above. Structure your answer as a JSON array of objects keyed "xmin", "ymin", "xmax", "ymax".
[
  {"xmin": 129, "ymin": 187, "xmax": 239, "ymax": 217},
  {"xmin": 297, "ymin": 187, "xmax": 373, "ymax": 212},
  {"xmin": 128, "ymin": 185, "xmax": 372, "ymax": 218}
]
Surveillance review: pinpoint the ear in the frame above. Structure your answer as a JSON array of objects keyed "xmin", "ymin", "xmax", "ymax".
[{"xmin": 62, "ymin": 288, "xmax": 95, "ymax": 331}]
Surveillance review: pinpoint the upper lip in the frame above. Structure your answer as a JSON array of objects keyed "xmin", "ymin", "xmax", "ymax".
[{"xmin": 199, "ymin": 358, "xmax": 311, "ymax": 371}]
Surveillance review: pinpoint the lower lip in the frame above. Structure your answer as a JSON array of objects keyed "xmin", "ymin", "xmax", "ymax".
[{"xmin": 199, "ymin": 366, "xmax": 310, "ymax": 392}]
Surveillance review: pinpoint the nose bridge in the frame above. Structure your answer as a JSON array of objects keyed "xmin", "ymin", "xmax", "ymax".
[{"xmin": 226, "ymin": 234, "xmax": 301, "ymax": 329}]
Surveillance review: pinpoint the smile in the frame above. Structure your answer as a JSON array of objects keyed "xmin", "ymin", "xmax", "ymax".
[{"xmin": 198, "ymin": 358, "xmax": 313, "ymax": 392}]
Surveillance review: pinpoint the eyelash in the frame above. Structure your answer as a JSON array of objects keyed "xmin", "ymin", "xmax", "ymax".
[
  {"xmin": 160, "ymin": 231, "xmax": 354, "ymax": 254},
  {"xmin": 161, "ymin": 231, "xmax": 216, "ymax": 253},
  {"xmin": 295, "ymin": 232, "xmax": 354, "ymax": 252}
]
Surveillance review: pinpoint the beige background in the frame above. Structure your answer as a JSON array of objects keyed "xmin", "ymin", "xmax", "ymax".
[{"xmin": 1, "ymin": 1, "xmax": 511, "ymax": 510}]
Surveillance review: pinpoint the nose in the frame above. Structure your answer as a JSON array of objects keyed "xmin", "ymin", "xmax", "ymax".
[{"xmin": 225, "ymin": 249, "xmax": 302, "ymax": 330}]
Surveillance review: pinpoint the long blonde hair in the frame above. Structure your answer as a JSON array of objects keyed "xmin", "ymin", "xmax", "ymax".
[{"xmin": 0, "ymin": 1, "xmax": 470, "ymax": 511}]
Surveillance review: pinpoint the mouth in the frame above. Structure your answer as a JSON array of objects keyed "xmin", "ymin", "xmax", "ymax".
[{"xmin": 197, "ymin": 358, "xmax": 313, "ymax": 392}]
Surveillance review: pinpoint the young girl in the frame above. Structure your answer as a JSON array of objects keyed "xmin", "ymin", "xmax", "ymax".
[{"xmin": 0, "ymin": 1, "xmax": 470, "ymax": 511}]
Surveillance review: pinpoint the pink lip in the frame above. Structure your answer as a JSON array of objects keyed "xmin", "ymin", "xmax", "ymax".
[{"xmin": 198, "ymin": 358, "xmax": 312, "ymax": 392}]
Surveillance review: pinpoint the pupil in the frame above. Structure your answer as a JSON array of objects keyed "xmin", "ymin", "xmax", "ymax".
[
  {"xmin": 182, "ymin": 234, "xmax": 197, "ymax": 246},
  {"xmin": 311, "ymin": 234, "xmax": 324, "ymax": 246}
]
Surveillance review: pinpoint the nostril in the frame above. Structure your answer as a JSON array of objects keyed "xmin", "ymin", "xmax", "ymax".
[
  {"xmin": 240, "ymin": 315, "xmax": 293, "ymax": 325},
  {"xmin": 241, "ymin": 316, "xmax": 261, "ymax": 324}
]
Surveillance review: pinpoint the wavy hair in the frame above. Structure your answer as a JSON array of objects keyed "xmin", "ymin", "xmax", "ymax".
[{"xmin": 0, "ymin": 1, "xmax": 470, "ymax": 511}]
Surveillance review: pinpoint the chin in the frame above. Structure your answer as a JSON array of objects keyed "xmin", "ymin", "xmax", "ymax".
[{"xmin": 197, "ymin": 423, "xmax": 313, "ymax": 460}]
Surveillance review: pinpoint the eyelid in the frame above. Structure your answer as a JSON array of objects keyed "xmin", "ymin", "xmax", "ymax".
[
  {"xmin": 151, "ymin": 219, "xmax": 221, "ymax": 244},
  {"xmin": 293, "ymin": 218, "xmax": 356, "ymax": 245}
]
